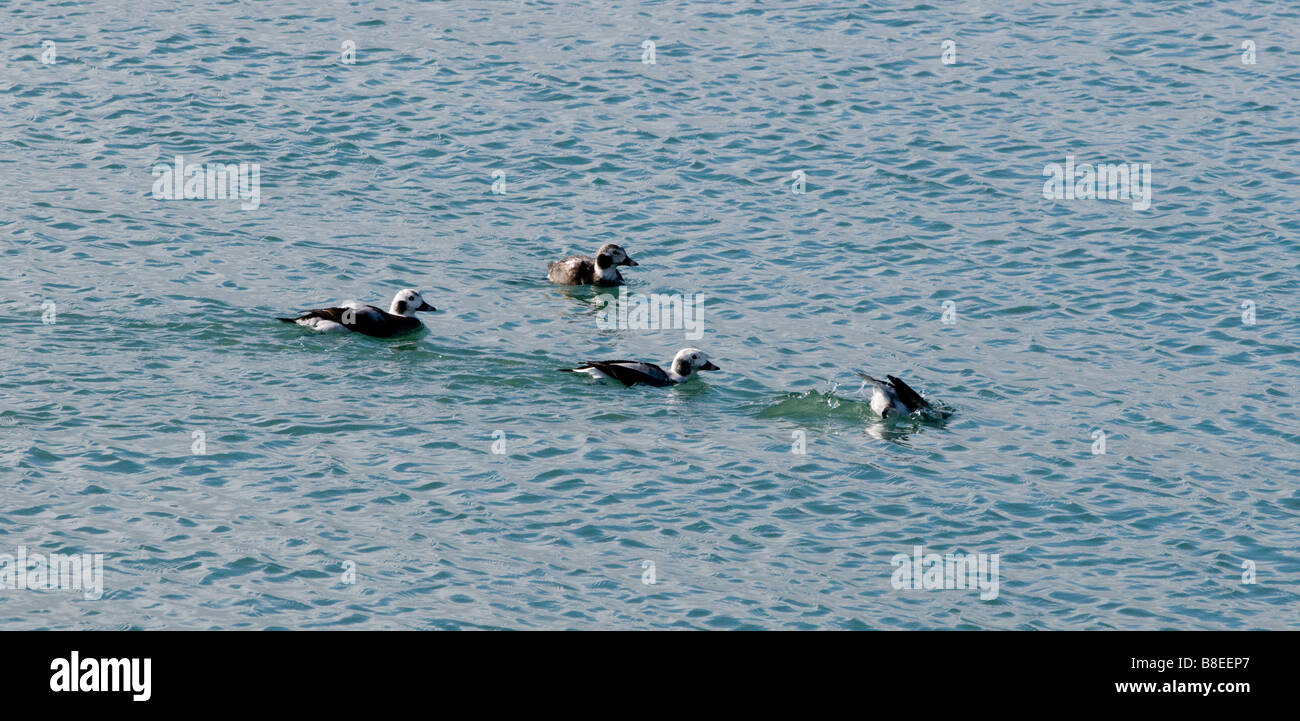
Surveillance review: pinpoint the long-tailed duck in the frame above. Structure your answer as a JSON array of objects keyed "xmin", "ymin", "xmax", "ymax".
[
  {"xmin": 855, "ymin": 372, "xmax": 933, "ymax": 418},
  {"xmin": 547, "ymin": 243, "xmax": 638, "ymax": 286},
  {"xmin": 277, "ymin": 288, "xmax": 437, "ymax": 338},
  {"xmin": 560, "ymin": 348, "xmax": 720, "ymax": 387}
]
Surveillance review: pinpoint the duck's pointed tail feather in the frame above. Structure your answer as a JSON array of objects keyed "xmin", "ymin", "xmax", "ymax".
[{"xmin": 854, "ymin": 370, "xmax": 884, "ymax": 386}]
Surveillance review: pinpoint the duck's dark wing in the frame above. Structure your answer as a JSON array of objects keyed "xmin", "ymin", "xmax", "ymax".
[
  {"xmin": 279, "ymin": 304, "xmax": 394, "ymax": 334},
  {"xmin": 886, "ymin": 375, "xmax": 931, "ymax": 412},
  {"xmin": 584, "ymin": 360, "xmax": 673, "ymax": 387},
  {"xmin": 351, "ymin": 305, "xmax": 423, "ymax": 337},
  {"xmin": 279, "ymin": 306, "xmax": 348, "ymax": 324},
  {"xmin": 547, "ymin": 255, "xmax": 595, "ymax": 284}
]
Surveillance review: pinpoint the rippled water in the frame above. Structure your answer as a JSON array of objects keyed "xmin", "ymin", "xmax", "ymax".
[{"xmin": 2, "ymin": 0, "xmax": 1298, "ymax": 629}]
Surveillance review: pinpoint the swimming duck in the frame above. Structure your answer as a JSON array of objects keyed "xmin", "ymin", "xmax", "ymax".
[
  {"xmin": 855, "ymin": 372, "xmax": 932, "ymax": 418},
  {"xmin": 277, "ymin": 288, "xmax": 437, "ymax": 338},
  {"xmin": 560, "ymin": 348, "xmax": 720, "ymax": 387},
  {"xmin": 547, "ymin": 244, "xmax": 638, "ymax": 286}
]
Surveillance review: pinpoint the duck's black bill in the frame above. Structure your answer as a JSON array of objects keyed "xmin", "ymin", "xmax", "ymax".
[
  {"xmin": 418, "ymin": 301, "xmax": 437, "ymax": 312},
  {"xmin": 700, "ymin": 361, "xmax": 720, "ymax": 371},
  {"xmin": 622, "ymin": 258, "xmax": 639, "ymax": 266}
]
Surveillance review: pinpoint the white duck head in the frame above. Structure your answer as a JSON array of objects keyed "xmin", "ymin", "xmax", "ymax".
[
  {"xmin": 389, "ymin": 289, "xmax": 437, "ymax": 317},
  {"xmin": 669, "ymin": 347, "xmax": 720, "ymax": 381}
]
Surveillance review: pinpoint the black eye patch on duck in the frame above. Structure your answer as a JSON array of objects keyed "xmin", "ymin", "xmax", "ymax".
[
  {"xmin": 673, "ymin": 358, "xmax": 691, "ymax": 376},
  {"xmin": 595, "ymin": 252, "xmax": 613, "ymax": 269},
  {"xmin": 394, "ymin": 300, "xmax": 407, "ymax": 314}
]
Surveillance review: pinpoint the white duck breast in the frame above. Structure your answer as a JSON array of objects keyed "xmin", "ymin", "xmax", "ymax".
[
  {"xmin": 560, "ymin": 348, "xmax": 720, "ymax": 387},
  {"xmin": 277, "ymin": 289, "xmax": 437, "ymax": 338}
]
